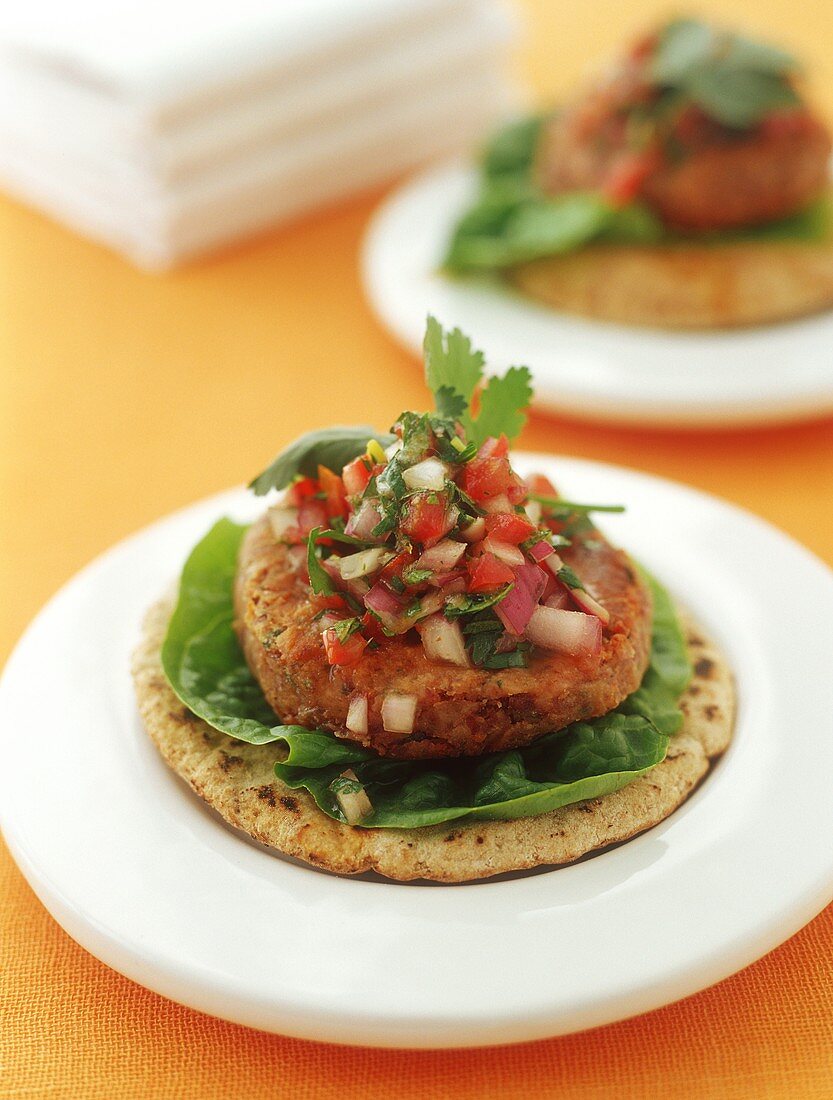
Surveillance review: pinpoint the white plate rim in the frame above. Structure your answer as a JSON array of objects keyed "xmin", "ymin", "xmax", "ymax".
[
  {"xmin": 2, "ymin": 457, "xmax": 833, "ymax": 1048},
  {"xmin": 361, "ymin": 160, "xmax": 833, "ymax": 428}
]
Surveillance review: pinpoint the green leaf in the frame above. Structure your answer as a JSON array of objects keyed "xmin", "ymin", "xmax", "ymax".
[
  {"xmin": 423, "ymin": 316, "xmax": 484, "ymax": 410},
  {"xmin": 423, "ymin": 317, "xmax": 532, "ymax": 445},
  {"xmin": 161, "ymin": 521, "xmax": 690, "ymax": 829},
  {"xmin": 161, "ymin": 520, "xmax": 289, "ymax": 745},
  {"xmin": 444, "ymin": 586, "xmax": 513, "ymax": 617},
  {"xmin": 434, "ymin": 385, "xmax": 467, "ymax": 421},
  {"xmin": 249, "ymin": 427, "xmax": 395, "ymax": 495},
  {"xmin": 469, "ymin": 366, "xmax": 534, "ymax": 447},
  {"xmin": 506, "ymin": 193, "xmax": 614, "ymax": 260},
  {"xmin": 481, "ymin": 114, "xmax": 547, "ymax": 181},
  {"xmin": 687, "ymin": 64, "xmax": 800, "ymax": 128},
  {"xmin": 557, "ymin": 565, "xmax": 583, "ymax": 590},
  {"xmin": 650, "ymin": 18, "xmax": 716, "ymax": 84},
  {"xmin": 306, "ymin": 527, "xmax": 335, "ymax": 596}
]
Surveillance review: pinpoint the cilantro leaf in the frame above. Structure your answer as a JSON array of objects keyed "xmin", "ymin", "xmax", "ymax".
[
  {"xmin": 557, "ymin": 565, "xmax": 584, "ymax": 590},
  {"xmin": 444, "ymin": 586, "xmax": 513, "ymax": 617},
  {"xmin": 423, "ymin": 317, "xmax": 532, "ymax": 445},
  {"xmin": 423, "ymin": 316, "xmax": 484, "ymax": 409},
  {"xmin": 434, "ymin": 385, "xmax": 467, "ymax": 421},
  {"xmin": 306, "ymin": 528, "xmax": 336, "ymax": 596},
  {"xmin": 467, "ymin": 366, "xmax": 533, "ymax": 446}
]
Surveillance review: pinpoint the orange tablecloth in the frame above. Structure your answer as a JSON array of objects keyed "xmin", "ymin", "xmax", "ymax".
[{"xmin": 2, "ymin": 1, "xmax": 833, "ymax": 1095}]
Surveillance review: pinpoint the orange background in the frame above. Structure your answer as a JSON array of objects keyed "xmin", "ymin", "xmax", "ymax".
[{"xmin": 2, "ymin": 1, "xmax": 833, "ymax": 1095}]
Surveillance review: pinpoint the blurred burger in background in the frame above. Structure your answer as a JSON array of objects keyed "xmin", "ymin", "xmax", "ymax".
[{"xmin": 445, "ymin": 18, "xmax": 833, "ymax": 329}]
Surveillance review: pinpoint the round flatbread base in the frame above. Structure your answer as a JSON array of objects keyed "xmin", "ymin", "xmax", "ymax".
[
  {"xmin": 132, "ymin": 598, "xmax": 735, "ymax": 882},
  {"xmin": 508, "ymin": 239, "xmax": 833, "ymax": 329}
]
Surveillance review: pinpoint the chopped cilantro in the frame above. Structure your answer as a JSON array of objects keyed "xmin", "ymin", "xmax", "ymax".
[
  {"xmin": 444, "ymin": 585, "xmax": 513, "ymax": 617},
  {"xmin": 402, "ymin": 566, "xmax": 433, "ymax": 586},
  {"xmin": 557, "ymin": 565, "xmax": 584, "ymax": 590},
  {"xmin": 330, "ymin": 617, "xmax": 362, "ymax": 643},
  {"xmin": 306, "ymin": 527, "xmax": 336, "ymax": 596}
]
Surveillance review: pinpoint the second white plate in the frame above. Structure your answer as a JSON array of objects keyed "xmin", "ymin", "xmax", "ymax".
[{"xmin": 362, "ymin": 162, "xmax": 833, "ymax": 428}]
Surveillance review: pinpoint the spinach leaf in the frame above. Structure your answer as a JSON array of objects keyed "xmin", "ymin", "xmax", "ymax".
[
  {"xmin": 161, "ymin": 520, "xmax": 289, "ymax": 744},
  {"xmin": 161, "ymin": 522, "xmax": 690, "ymax": 828},
  {"xmin": 249, "ymin": 427, "xmax": 395, "ymax": 495}
]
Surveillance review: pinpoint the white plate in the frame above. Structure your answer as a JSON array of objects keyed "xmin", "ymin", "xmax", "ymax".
[
  {"xmin": 362, "ymin": 162, "xmax": 833, "ymax": 428},
  {"xmin": 2, "ymin": 457, "xmax": 833, "ymax": 1048}
]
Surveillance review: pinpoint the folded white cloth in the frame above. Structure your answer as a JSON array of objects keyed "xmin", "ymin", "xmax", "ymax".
[
  {"xmin": 0, "ymin": 0, "xmax": 511, "ymax": 185},
  {"xmin": 0, "ymin": 64, "xmax": 515, "ymax": 266},
  {"xmin": 0, "ymin": 0, "xmax": 519, "ymax": 265}
]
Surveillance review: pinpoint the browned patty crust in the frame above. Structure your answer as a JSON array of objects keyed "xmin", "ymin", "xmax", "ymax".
[
  {"xmin": 537, "ymin": 110, "xmax": 831, "ymax": 232},
  {"xmin": 234, "ymin": 515, "xmax": 652, "ymax": 760}
]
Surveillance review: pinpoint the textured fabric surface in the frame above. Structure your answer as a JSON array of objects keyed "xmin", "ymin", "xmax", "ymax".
[{"xmin": 3, "ymin": 0, "xmax": 833, "ymax": 1095}]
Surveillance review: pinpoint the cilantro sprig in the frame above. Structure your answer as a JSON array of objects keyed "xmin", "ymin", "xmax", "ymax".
[
  {"xmin": 649, "ymin": 18, "xmax": 800, "ymax": 129},
  {"xmin": 423, "ymin": 316, "xmax": 533, "ymax": 447}
]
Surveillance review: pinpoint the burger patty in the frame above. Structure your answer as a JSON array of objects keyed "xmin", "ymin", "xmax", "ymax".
[
  {"xmin": 233, "ymin": 515, "xmax": 653, "ymax": 760},
  {"xmin": 641, "ymin": 118, "xmax": 832, "ymax": 231},
  {"xmin": 537, "ymin": 109, "xmax": 831, "ymax": 231}
]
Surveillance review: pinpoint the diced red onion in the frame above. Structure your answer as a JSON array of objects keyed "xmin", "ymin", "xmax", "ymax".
[
  {"xmin": 545, "ymin": 587, "xmax": 572, "ymax": 610},
  {"xmin": 496, "ymin": 562, "xmax": 548, "ymax": 635},
  {"xmin": 364, "ymin": 582, "xmax": 402, "ymax": 616},
  {"xmin": 481, "ymin": 494, "xmax": 512, "ymax": 515},
  {"xmin": 416, "ymin": 538, "xmax": 466, "ymax": 573},
  {"xmin": 333, "ymin": 768, "xmax": 373, "ymax": 825},
  {"xmin": 268, "ymin": 505, "xmax": 299, "ymax": 541},
  {"xmin": 287, "ymin": 545, "xmax": 306, "ymax": 570},
  {"xmin": 337, "ymin": 547, "xmax": 391, "ymax": 581},
  {"xmin": 482, "ymin": 537, "xmax": 525, "ymax": 567},
  {"xmin": 345, "ymin": 498, "xmax": 384, "ymax": 541},
  {"xmin": 570, "ymin": 586, "xmax": 611, "ymax": 625},
  {"xmin": 524, "ymin": 499, "xmax": 542, "ymax": 525},
  {"xmin": 524, "ymin": 606, "xmax": 602, "ymax": 656},
  {"xmin": 459, "ymin": 516, "xmax": 486, "ymax": 542},
  {"xmin": 428, "ymin": 569, "xmax": 465, "ymax": 589},
  {"xmin": 402, "ymin": 457, "xmax": 449, "ymax": 491},
  {"xmin": 381, "ymin": 693, "xmax": 417, "ymax": 734},
  {"xmin": 345, "ymin": 695, "xmax": 368, "ymax": 735},
  {"xmin": 417, "ymin": 614, "xmax": 470, "ymax": 667},
  {"xmin": 542, "ymin": 552, "xmax": 565, "ymax": 576},
  {"xmin": 528, "ymin": 539, "xmax": 554, "ymax": 563}
]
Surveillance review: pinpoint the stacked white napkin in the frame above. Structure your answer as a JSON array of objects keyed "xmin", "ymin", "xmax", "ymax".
[{"xmin": 0, "ymin": 0, "xmax": 517, "ymax": 268}]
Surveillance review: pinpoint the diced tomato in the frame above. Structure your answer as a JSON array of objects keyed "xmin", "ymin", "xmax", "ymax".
[
  {"xmin": 317, "ymin": 464, "xmax": 347, "ymax": 520},
  {"xmin": 287, "ymin": 476, "xmax": 319, "ymax": 506},
  {"xmin": 361, "ymin": 612, "xmax": 388, "ymax": 643},
  {"xmin": 399, "ymin": 493, "xmax": 456, "ymax": 547},
  {"xmin": 467, "ymin": 552, "xmax": 515, "ymax": 593},
  {"xmin": 477, "ymin": 434, "xmax": 510, "ymax": 459},
  {"xmin": 342, "ymin": 456, "xmax": 372, "ymax": 497},
  {"xmin": 461, "ymin": 456, "xmax": 512, "ymax": 503},
  {"xmin": 314, "ymin": 593, "xmax": 349, "ymax": 612},
  {"xmin": 602, "ymin": 151, "xmax": 658, "ymax": 205},
  {"xmin": 526, "ymin": 473, "xmax": 557, "ymax": 496},
  {"xmin": 485, "ymin": 513, "xmax": 537, "ymax": 544},
  {"xmin": 506, "ymin": 473, "xmax": 527, "ymax": 505},
  {"xmin": 379, "ymin": 549, "xmax": 417, "ymax": 584},
  {"xmin": 297, "ymin": 498, "xmax": 329, "ymax": 536},
  {"xmin": 322, "ymin": 628, "xmax": 368, "ymax": 667}
]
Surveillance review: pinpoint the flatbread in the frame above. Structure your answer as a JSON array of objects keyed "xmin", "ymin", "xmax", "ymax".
[
  {"xmin": 507, "ymin": 239, "xmax": 833, "ymax": 329},
  {"xmin": 132, "ymin": 597, "xmax": 735, "ymax": 882}
]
